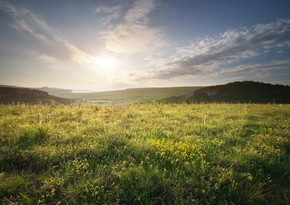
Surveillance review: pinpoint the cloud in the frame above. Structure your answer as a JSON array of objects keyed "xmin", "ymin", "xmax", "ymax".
[
  {"xmin": 0, "ymin": 0, "xmax": 96, "ymax": 65},
  {"xmin": 95, "ymin": 5, "xmax": 121, "ymax": 25},
  {"xmin": 38, "ymin": 54, "xmax": 57, "ymax": 63},
  {"xmin": 0, "ymin": 0, "xmax": 48, "ymax": 41},
  {"xmin": 213, "ymin": 59, "xmax": 290, "ymax": 77},
  {"xmin": 102, "ymin": 0, "xmax": 166, "ymax": 54},
  {"xmin": 95, "ymin": 5, "xmax": 121, "ymax": 14},
  {"xmin": 124, "ymin": 0, "xmax": 155, "ymax": 24},
  {"xmin": 142, "ymin": 19, "xmax": 290, "ymax": 80},
  {"xmin": 64, "ymin": 42, "xmax": 95, "ymax": 64}
]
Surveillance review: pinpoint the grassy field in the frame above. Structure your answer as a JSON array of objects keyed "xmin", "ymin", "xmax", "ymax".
[{"xmin": 0, "ymin": 104, "xmax": 289, "ymax": 204}]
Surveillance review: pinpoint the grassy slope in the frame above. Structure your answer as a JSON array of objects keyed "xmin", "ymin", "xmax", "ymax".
[
  {"xmin": 0, "ymin": 87, "xmax": 71, "ymax": 105},
  {"xmin": 162, "ymin": 81, "xmax": 290, "ymax": 104},
  {"xmin": 0, "ymin": 104, "xmax": 289, "ymax": 204},
  {"xmin": 56, "ymin": 87, "xmax": 200, "ymax": 104}
]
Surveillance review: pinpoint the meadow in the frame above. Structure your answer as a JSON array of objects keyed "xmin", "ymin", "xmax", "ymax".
[{"xmin": 0, "ymin": 103, "xmax": 289, "ymax": 204}]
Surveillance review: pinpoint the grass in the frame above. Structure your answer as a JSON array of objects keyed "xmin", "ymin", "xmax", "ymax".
[{"xmin": 0, "ymin": 103, "xmax": 289, "ymax": 204}]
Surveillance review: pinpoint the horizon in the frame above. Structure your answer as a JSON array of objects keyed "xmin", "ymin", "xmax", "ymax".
[
  {"xmin": 1, "ymin": 80, "xmax": 289, "ymax": 94},
  {"xmin": 1, "ymin": 0, "xmax": 290, "ymax": 91}
]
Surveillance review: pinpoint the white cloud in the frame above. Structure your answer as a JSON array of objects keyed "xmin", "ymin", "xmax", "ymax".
[
  {"xmin": 95, "ymin": 5, "xmax": 121, "ymax": 14},
  {"xmin": 64, "ymin": 42, "xmax": 95, "ymax": 64},
  {"xmin": 38, "ymin": 54, "xmax": 57, "ymax": 63},
  {"xmin": 124, "ymin": 0, "xmax": 155, "ymax": 24},
  {"xmin": 214, "ymin": 59, "xmax": 290, "ymax": 77},
  {"xmin": 95, "ymin": 5, "xmax": 121, "ymax": 25},
  {"xmin": 102, "ymin": 0, "xmax": 166, "ymax": 54},
  {"xmin": 104, "ymin": 23, "xmax": 164, "ymax": 54},
  {"xmin": 0, "ymin": 0, "xmax": 49, "ymax": 41},
  {"xmin": 0, "ymin": 0, "xmax": 96, "ymax": 65},
  {"xmin": 141, "ymin": 19, "xmax": 290, "ymax": 80}
]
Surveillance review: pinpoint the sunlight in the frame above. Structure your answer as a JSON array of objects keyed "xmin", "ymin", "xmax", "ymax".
[{"xmin": 94, "ymin": 56, "xmax": 117, "ymax": 72}]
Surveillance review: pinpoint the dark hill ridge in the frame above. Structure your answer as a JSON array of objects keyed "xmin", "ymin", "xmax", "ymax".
[
  {"xmin": 0, "ymin": 87, "xmax": 71, "ymax": 105},
  {"xmin": 1, "ymin": 81, "xmax": 289, "ymax": 105},
  {"xmin": 163, "ymin": 81, "xmax": 290, "ymax": 103}
]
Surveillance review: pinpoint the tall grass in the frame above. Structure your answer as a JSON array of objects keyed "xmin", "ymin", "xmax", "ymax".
[{"xmin": 0, "ymin": 104, "xmax": 289, "ymax": 204}]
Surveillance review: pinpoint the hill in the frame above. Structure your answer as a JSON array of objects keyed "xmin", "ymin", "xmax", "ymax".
[
  {"xmin": 37, "ymin": 87, "xmax": 72, "ymax": 95},
  {"xmin": 56, "ymin": 87, "xmax": 201, "ymax": 104},
  {"xmin": 163, "ymin": 81, "xmax": 290, "ymax": 103},
  {"xmin": 0, "ymin": 86, "xmax": 72, "ymax": 105}
]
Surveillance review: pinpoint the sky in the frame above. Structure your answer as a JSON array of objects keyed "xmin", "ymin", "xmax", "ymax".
[{"xmin": 0, "ymin": 0, "xmax": 290, "ymax": 91}]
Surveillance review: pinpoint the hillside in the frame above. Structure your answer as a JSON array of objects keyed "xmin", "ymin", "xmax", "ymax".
[
  {"xmin": 2, "ymin": 82, "xmax": 289, "ymax": 105},
  {"xmin": 0, "ymin": 86, "xmax": 72, "ymax": 105},
  {"xmin": 163, "ymin": 81, "xmax": 290, "ymax": 103},
  {"xmin": 56, "ymin": 87, "xmax": 201, "ymax": 104},
  {"xmin": 37, "ymin": 87, "xmax": 72, "ymax": 95}
]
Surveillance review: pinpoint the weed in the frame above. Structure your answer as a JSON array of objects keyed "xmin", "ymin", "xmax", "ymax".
[{"xmin": 0, "ymin": 104, "xmax": 289, "ymax": 204}]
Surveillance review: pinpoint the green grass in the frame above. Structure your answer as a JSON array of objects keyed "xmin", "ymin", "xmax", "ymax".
[{"xmin": 0, "ymin": 104, "xmax": 289, "ymax": 204}]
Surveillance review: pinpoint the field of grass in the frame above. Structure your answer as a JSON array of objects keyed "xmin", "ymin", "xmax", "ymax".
[{"xmin": 0, "ymin": 104, "xmax": 289, "ymax": 204}]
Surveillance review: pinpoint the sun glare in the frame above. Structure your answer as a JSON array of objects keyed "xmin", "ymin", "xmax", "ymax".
[{"xmin": 95, "ymin": 56, "xmax": 117, "ymax": 71}]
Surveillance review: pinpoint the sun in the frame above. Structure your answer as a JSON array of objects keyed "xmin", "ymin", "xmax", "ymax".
[{"xmin": 95, "ymin": 56, "xmax": 117, "ymax": 72}]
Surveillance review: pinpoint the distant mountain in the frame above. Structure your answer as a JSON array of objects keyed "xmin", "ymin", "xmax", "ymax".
[
  {"xmin": 0, "ymin": 86, "xmax": 72, "ymax": 105},
  {"xmin": 38, "ymin": 87, "xmax": 72, "ymax": 95},
  {"xmin": 56, "ymin": 87, "xmax": 201, "ymax": 104},
  {"xmin": 162, "ymin": 81, "xmax": 290, "ymax": 104}
]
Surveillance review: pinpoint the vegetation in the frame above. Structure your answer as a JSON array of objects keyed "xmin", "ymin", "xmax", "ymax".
[
  {"xmin": 0, "ymin": 103, "xmax": 289, "ymax": 204},
  {"xmin": 55, "ymin": 87, "xmax": 200, "ymax": 104},
  {"xmin": 163, "ymin": 81, "xmax": 290, "ymax": 104},
  {"xmin": 0, "ymin": 87, "xmax": 71, "ymax": 105},
  {"xmin": 3, "ymin": 81, "xmax": 290, "ymax": 105}
]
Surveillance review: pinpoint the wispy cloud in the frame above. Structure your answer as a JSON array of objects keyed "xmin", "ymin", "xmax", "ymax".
[
  {"xmin": 64, "ymin": 42, "xmax": 95, "ymax": 64},
  {"xmin": 95, "ymin": 5, "xmax": 121, "ymax": 25},
  {"xmin": 0, "ymin": 0, "xmax": 96, "ymax": 65},
  {"xmin": 102, "ymin": 0, "xmax": 166, "ymax": 54},
  {"xmin": 212, "ymin": 59, "xmax": 290, "ymax": 77},
  {"xmin": 139, "ymin": 19, "xmax": 290, "ymax": 80},
  {"xmin": 124, "ymin": 0, "xmax": 155, "ymax": 23},
  {"xmin": 37, "ymin": 54, "xmax": 57, "ymax": 63},
  {"xmin": 0, "ymin": 0, "xmax": 50, "ymax": 41}
]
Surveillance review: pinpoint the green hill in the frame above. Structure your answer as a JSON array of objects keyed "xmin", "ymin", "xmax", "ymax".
[
  {"xmin": 162, "ymin": 81, "xmax": 290, "ymax": 104},
  {"xmin": 0, "ymin": 86, "xmax": 72, "ymax": 105},
  {"xmin": 56, "ymin": 87, "xmax": 201, "ymax": 104}
]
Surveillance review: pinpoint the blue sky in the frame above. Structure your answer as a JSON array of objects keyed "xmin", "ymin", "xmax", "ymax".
[{"xmin": 0, "ymin": 0, "xmax": 290, "ymax": 91}]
